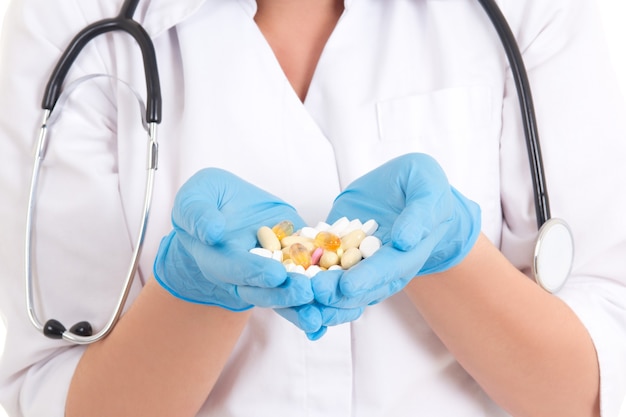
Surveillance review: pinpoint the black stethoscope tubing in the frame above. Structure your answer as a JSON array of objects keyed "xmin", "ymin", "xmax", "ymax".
[
  {"xmin": 42, "ymin": 0, "xmax": 162, "ymax": 124},
  {"xmin": 477, "ymin": 0, "xmax": 550, "ymax": 228}
]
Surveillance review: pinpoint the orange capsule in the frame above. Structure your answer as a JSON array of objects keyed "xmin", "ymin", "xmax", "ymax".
[
  {"xmin": 288, "ymin": 243, "xmax": 312, "ymax": 269},
  {"xmin": 314, "ymin": 231, "xmax": 341, "ymax": 251},
  {"xmin": 272, "ymin": 220, "xmax": 294, "ymax": 241}
]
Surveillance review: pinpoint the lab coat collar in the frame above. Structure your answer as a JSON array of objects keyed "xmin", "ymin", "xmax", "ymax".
[
  {"xmin": 139, "ymin": 0, "xmax": 354, "ymax": 37},
  {"xmin": 139, "ymin": 0, "xmax": 209, "ymax": 38},
  {"xmin": 230, "ymin": 0, "xmax": 355, "ymax": 17},
  {"xmin": 230, "ymin": 0, "xmax": 353, "ymax": 16}
]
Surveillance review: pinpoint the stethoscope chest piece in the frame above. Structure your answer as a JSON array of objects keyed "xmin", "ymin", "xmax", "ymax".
[{"xmin": 532, "ymin": 218, "xmax": 574, "ymax": 294}]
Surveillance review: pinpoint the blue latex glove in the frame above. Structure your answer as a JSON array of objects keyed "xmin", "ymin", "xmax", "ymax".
[
  {"xmin": 312, "ymin": 153, "xmax": 481, "ymax": 309},
  {"xmin": 153, "ymin": 168, "xmax": 315, "ymax": 311}
]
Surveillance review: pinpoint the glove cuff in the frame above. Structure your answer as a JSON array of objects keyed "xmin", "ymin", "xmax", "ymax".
[{"xmin": 418, "ymin": 187, "xmax": 482, "ymax": 275}]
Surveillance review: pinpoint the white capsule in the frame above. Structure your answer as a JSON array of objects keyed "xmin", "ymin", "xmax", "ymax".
[
  {"xmin": 257, "ymin": 226, "xmax": 281, "ymax": 251},
  {"xmin": 341, "ymin": 247, "xmax": 363, "ymax": 269},
  {"xmin": 361, "ymin": 219, "xmax": 379, "ymax": 236},
  {"xmin": 340, "ymin": 229, "xmax": 366, "ymax": 250},
  {"xmin": 314, "ymin": 221, "xmax": 331, "ymax": 232},
  {"xmin": 328, "ymin": 217, "xmax": 350, "ymax": 236},
  {"xmin": 359, "ymin": 235, "xmax": 382, "ymax": 258},
  {"xmin": 342, "ymin": 219, "xmax": 364, "ymax": 236},
  {"xmin": 250, "ymin": 247, "xmax": 273, "ymax": 258},
  {"xmin": 300, "ymin": 226, "xmax": 319, "ymax": 239}
]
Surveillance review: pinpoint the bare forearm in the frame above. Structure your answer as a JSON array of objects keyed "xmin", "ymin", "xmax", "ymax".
[
  {"xmin": 404, "ymin": 234, "xmax": 600, "ymax": 417},
  {"xmin": 66, "ymin": 277, "xmax": 251, "ymax": 417}
]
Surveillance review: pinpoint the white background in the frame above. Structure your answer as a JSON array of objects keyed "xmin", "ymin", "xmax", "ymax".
[{"xmin": 0, "ymin": 0, "xmax": 625, "ymax": 416}]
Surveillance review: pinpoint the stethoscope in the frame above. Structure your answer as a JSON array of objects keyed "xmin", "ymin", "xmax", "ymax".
[{"xmin": 24, "ymin": 0, "xmax": 574, "ymax": 344}]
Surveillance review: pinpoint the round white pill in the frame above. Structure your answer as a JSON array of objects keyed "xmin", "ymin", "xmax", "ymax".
[{"xmin": 359, "ymin": 235, "xmax": 382, "ymax": 258}]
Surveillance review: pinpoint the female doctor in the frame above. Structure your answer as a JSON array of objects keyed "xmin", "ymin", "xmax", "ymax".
[{"xmin": 1, "ymin": 0, "xmax": 625, "ymax": 416}]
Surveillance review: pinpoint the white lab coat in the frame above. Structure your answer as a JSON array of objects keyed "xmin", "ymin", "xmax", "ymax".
[{"xmin": 1, "ymin": 0, "xmax": 625, "ymax": 415}]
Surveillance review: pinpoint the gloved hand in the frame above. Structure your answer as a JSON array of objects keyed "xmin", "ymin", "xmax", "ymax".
[
  {"xmin": 312, "ymin": 153, "xmax": 481, "ymax": 309},
  {"xmin": 153, "ymin": 168, "xmax": 315, "ymax": 311}
]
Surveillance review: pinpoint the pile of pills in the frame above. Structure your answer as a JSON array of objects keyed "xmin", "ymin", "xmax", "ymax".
[{"xmin": 250, "ymin": 217, "xmax": 383, "ymax": 278}]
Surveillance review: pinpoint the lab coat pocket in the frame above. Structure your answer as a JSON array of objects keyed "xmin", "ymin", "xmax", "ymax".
[
  {"xmin": 375, "ymin": 85, "xmax": 502, "ymax": 241},
  {"xmin": 376, "ymin": 85, "xmax": 492, "ymax": 143}
]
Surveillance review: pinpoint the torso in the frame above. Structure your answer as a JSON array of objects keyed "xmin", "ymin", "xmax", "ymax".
[{"xmin": 119, "ymin": 1, "xmax": 510, "ymax": 414}]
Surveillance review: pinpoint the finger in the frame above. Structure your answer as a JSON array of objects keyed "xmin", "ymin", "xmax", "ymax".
[
  {"xmin": 237, "ymin": 274, "xmax": 314, "ymax": 308},
  {"xmin": 312, "ymin": 269, "xmax": 399, "ymax": 309},
  {"xmin": 338, "ymin": 240, "xmax": 436, "ymax": 297},
  {"xmin": 178, "ymin": 230, "xmax": 289, "ymax": 287},
  {"xmin": 310, "ymin": 269, "xmax": 345, "ymax": 305},
  {"xmin": 391, "ymin": 193, "xmax": 452, "ymax": 252},
  {"xmin": 306, "ymin": 326, "xmax": 328, "ymax": 341},
  {"xmin": 153, "ymin": 237, "xmax": 254, "ymax": 310},
  {"xmin": 172, "ymin": 170, "xmax": 230, "ymax": 245},
  {"xmin": 312, "ymin": 227, "xmax": 444, "ymax": 305},
  {"xmin": 364, "ymin": 276, "xmax": 414, "ymax": 305},
  {"xmin": 174, "ymin": 200, "xmax": 226, "ymax": 245},
  {"xmin": 274, "ymin": 304, "xmax": 323, "ymax": 333},
  {"xmin": 313, "ymin": 268, "xmax": 407, "ymax": 308},
  {"xmin": 318, "ymin": 305, "xmax": 364, "ymax": 326}
]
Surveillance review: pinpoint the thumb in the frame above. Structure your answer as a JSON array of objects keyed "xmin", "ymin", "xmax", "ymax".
[
  {"xmin": 171, "ymin": 168, "xmax": 232, "ymax": 245},
  {"xmin": 173, "ymin": 199, "xmax": 226, "ymax": 245},
  {"xmin": 391, "ymin": 194, "xmax": 452, "ymax": 251}
]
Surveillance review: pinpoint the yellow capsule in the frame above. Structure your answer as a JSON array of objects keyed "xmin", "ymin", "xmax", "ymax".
[
  {"xmin": 288, "ymin": 243, "xmax": 312, "ymax": 269},
  {"xmin": 340, "ymin": 247, "xmax": 362, "ymax": 269},
  {"xmin": 340, "ymin": 229, "xmax": 366, "ymax": 251},
  {"xmin": 319, "ymin": 250, "xmax": 340, "ymax": 269},
  {"xmin": 272, "ymin": 220, "xmax": 294, "ymax": 241},
  {"xmin": 281, "ymin": 235, "xmax": 314, "ymax": 250},
  {"xmin": 282, "ymin": 246, "xmax": 291, "ymax": 261},
  {"xmin": 314, "ymin": 231, "xmax": 341, "ymax": 251}
]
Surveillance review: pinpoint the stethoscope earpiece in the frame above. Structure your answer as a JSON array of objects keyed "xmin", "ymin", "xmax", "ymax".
[
  {"xmin": 43, "ymin": 319, "xmax": 66, "ymax": 339},
  {"xmin": 69, "ymin": 321, "xmax": 93, "ymax": 337},
  {"xmin": 43, "ymin": 319, "xmax": 93, "ymax": 340}
]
